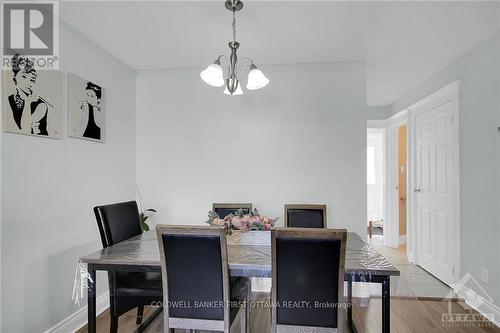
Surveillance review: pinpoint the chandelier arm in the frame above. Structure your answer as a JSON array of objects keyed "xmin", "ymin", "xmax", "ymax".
[
  {"xmin": 239, "ymin": 57, "xmax": 254, "ymax": 66},
  {"xmin": 237, "ymin": 57, "xmax": 254, "ymax": 76},
  {"xmin": 216, "ymin": 55, "xmax": 229, "ymax": 64}
]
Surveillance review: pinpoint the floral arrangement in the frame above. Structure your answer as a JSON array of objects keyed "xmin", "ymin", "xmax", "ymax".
[{"xmin": 206, "ymin": 208, "xmax": 278, "ymax": 232}]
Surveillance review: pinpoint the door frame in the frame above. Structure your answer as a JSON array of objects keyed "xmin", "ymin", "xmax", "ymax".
[
  {"xmin": 407, "ymin": 81, "xmax": 461, "ymax": 284},
  {"xmin": 385, "ymin": 111, "xmax": 409, "ymax": 249}
]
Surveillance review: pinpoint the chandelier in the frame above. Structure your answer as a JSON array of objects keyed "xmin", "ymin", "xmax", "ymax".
[{"xmin": 200, "ymin": 0, "xmax": 269, "ymax": 95}]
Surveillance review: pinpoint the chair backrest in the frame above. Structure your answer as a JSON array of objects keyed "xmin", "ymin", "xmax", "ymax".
[
  {"xmin": 156, "ymin": 225, "xmax": 230, "ymax": 332},
  {"xmin": 212, "ymin": 203, "xmax": 253, "ymax": 218},
  {"xmin": 271, "ymin": 227, "xmax": 347, "ymax": 333},
  {"xmin": 93, "ymin": 201, "xmax": 142, "ymax": 248},
  {"xmin": 284, "ymin": 204, "xmax": 327, "ymax": 228}
]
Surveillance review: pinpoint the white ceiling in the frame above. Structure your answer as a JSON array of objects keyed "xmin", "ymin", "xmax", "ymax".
[{"xmin": 59, "ymin": 1, "xmax": 500, "ymax": 106}]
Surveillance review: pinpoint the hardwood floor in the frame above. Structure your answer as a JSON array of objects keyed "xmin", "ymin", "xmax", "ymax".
[{"xmin": 78, "ymin": 296, "xmax": 500, "ymax": 333}]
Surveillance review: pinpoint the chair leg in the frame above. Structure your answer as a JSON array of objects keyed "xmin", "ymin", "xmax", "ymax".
[
  {"xmin": 110, "ymin": 314, "xmax": 118, "ymax": 333},
  {"xmin": 136, "ymin": 305, "xmax": 144, "ymax": 325},
  {"xmin": 246, "ymin": 279, "xmax": 252, "ymax": 333},
  {"xmin": 242, "ymin": 301, "xmax": 248, "ymax": 333}
]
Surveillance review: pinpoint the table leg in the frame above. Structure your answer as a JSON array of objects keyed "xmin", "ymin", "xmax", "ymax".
[
  {"xmin": 382, "ymin": 276, "xmax": 390, "ymax": 333},
  {"xmin": 87, "ymin": 264, "xmax": 96, "ymax": 333},
  {"xmin": 347, "ymin": 275, "xmax": 358, "ymax": 333},
  {"xmin": 134, "ymin": 307, "xmax": 163, "ymax": 333}
]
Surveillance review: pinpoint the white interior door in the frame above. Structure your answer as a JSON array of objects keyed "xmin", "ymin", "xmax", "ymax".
[{"xmin": 415, "ymin": 100, "xmax": 456, "ymax": 286}]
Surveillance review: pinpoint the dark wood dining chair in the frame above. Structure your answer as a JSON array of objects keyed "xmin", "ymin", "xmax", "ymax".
[
  {"xmin": 156, "ymin": 225, "xmax": 249, "ymax": 333},
  {"xmin": 271, "ymin": 227, "xmax": 347, "ymax": 333},
  {"xmin": 213, "ymin": 203, "xmax": 253, "ymax": 218},
  {"xmin": 284, "ymin": 204, "xmax": 327, "ymax": 228},
  {"xmin": 93, "ymin": 201, "xmax": 163, "ymax": 333}
]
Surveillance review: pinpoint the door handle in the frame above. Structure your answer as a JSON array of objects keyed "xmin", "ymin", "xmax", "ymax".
[{"xmin": 414, "ymin": 188, "xmax": 421, "ymax": 192}]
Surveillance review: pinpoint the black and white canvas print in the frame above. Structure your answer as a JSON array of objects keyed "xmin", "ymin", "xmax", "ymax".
[
  {"xmin": 69, "ymin": 74, "xmax": 104, "ymax": 142},
  {"xmin": 2, "ymin": 54, "xmax": 62, "ymax": 138}
]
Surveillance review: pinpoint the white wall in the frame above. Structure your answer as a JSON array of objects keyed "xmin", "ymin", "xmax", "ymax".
[
  {"xmin": 1, "ymin": 22, "xmax": 137, "ymax": 332},
  {"xmin": 136, "ymin": 62, "xmax": 367, "ymax": 237},
  {"xmin": 390, "ymin": 32, "xmax": 500, "ymax": 311}
]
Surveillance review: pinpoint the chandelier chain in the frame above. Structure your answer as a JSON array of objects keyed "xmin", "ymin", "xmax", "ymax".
[{"xmin": 232, "ymin": 9, "xmax": 236, "ymax": 43}]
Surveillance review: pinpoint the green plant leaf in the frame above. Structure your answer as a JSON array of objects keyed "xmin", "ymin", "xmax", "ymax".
[
  {"xmin": 145, "ymin": 208, "xmax": 157, "ymax": 213},
  {"xmin": 249, "ymin": 223, "xmax": 264, "ymax": 231},
  {"xmin": 206, "ymin": 210, "xmax": 221, "ymax": 224},
  {"xmin": 141, "ymin": 221, "xmax": 150, "ymax": 232}
]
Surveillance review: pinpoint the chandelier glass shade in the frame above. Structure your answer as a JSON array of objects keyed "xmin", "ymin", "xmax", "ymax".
[
  {"xmin": 246, "ymin": 64, "xmax": 270, "ymax": 90},
  {"xmin": 200, "ymin": 61, "xmax": 224, "ymax": 87},
  {"xmin": 200, "ymin": 0, "xmax": 269, "ymax": 95}
]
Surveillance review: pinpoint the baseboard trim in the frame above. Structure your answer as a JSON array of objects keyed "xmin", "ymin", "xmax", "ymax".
[
  {"xmin": 454, "ymin": 286, "xmax": 500, "ymax": 328},
  {"xmin": 407, "ymin": 250, "xmax": 415, "ymax": 263},
  {"xmin": 43, "ymin": 292, "xmax": 109, "ymax": 333}
]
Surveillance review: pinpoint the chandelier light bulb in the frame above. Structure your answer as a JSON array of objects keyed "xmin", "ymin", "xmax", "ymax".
[
  {"xmin": 200, "ymin": 61, "xmax": 224, "ymax": 87},
  {"xmin": 246, "ymin": 64, "xmax": 269, "ymax": 90}
]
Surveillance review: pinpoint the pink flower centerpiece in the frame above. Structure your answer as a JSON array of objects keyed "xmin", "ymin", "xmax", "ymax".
[{"xmin": 206, "ymin": 208, "xmax": 277, "ymax": 233}]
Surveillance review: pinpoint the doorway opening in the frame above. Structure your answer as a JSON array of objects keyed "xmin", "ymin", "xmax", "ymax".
[
  {"xmin": 385, "ymin": 82, "xmax": 460, "ymax": 287},
  {"xmin": 367, "ymin": 128, "xmax": 385, "ymax": 244},
  {"xmin": 363, "ymin": 83, "xmax": 460, "ymax": 302}
]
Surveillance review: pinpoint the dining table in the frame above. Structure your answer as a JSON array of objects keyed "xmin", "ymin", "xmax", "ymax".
[{"xmin": 80, "ymin": 230, "xmax": 399, "ymax": 333}]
